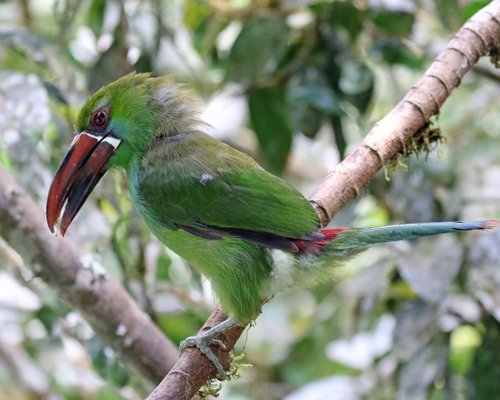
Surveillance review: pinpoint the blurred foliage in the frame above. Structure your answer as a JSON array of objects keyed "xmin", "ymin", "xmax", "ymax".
[{"xmin": 0, "ymin": 0, "xmax": 500, "ymax": 399}]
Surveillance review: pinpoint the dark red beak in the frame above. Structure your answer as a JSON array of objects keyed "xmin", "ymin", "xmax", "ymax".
[{"xmin": 46, "ymin": 131, "xmax": 121, "ymax": 235}]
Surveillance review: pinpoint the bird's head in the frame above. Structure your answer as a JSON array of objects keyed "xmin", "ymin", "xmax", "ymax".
[{"xmin": 46, "ymin": 72, "xmax": 199, "ymax": 235}]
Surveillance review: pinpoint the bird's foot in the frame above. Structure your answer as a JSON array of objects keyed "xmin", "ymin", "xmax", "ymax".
[
  {"xmin": 179, "ymin": 318, "xmax": 238, "ymax": 379},
  {"xmin": 180, "ymin": 334, "xmax": 227, "ymax": 377}
]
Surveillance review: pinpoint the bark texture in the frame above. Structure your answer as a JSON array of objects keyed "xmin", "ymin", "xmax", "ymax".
[
  {"xmin": 310, "ymin": 1, "xmax": 500, "ymax": 225},
  {"xmin": 0, "ymin": 166, "xmax": 179, "ymax": 384}
]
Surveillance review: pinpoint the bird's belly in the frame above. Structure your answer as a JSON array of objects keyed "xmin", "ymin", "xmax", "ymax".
[{"xmin": 130, "ymin": 177, "xmax": 274, "ymax": 322}]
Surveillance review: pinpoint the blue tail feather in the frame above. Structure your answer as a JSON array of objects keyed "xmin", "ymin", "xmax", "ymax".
[{"xmin": 327, "ymin": 220, "xmax": 499, "ymax": 251}]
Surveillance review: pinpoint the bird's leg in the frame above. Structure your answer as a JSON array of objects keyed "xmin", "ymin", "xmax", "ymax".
[{"xmin": 179, "ymin": 317, "xmax": 239, "ymax": 378}]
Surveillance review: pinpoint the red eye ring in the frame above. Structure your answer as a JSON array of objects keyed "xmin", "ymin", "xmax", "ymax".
[{"xmin": 92, "ymin": 110, "xmax": 108, "ymax": 127}]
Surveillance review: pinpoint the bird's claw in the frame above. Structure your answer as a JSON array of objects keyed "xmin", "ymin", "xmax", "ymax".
[
  {"xmin": 180, "ymin": 333, "xmax": 228, "ymax": 378},
  {"xmin": 179, "ymin": 317, "xmax": 238, "ymax": 379}
]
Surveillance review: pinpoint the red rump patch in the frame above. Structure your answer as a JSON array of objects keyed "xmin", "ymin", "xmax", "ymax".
[
  {"xmin": 482, "ymin": 220, "xmax": 500, "ymax": 230},
  {"xmin": 292, "ymin": 227, "xmax": 347, "ymax": 255}
]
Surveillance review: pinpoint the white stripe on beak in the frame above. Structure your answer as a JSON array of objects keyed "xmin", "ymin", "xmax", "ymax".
[{"xmin": 103, "ymin": 135, "xmax": 122, "ymax": 149}]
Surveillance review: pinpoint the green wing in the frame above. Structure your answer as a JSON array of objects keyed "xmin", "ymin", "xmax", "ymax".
[{"xmin": 135, "ymin": 132, "xmax": 319, "ymax": 246}]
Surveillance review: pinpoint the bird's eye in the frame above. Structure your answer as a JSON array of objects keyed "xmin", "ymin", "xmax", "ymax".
[{"xmin": 92, "ymin": 110, "xmax": 108, "ymax": 128}]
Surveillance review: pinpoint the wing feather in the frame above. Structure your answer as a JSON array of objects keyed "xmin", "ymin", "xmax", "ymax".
[{"xmin": 135, "ymin": 131, "xmax": 320, "ymax": 244}]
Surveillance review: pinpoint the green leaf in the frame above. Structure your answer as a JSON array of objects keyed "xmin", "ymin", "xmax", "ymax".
[
  {"xmin": 330, "ymin": 114, "xmax": 346, "ymax": 159},
  {"xmin": 36, "ymin": 305, "xmax": 60, "ymax": 332},
  {"xmin": 226, "ymin": 14, "xmax": 290, "ymax": 86},
  {"xmin": 288, "ymin": 66, "xmax": 341, "ymax": 139},
  {"xmin": 156, "ymin": 251, "xmax": 172, "ymax": 282},
  {"xmin": 372, "ymin": 39, "xmax": 424, "ymax": 70},
  {"xmin": 91, "ymin": 338, "xmax": 129, "ymax": 386},
  {"xmin": 372, "ymin": 11, "xmax": 415, "ymax": 36},
  {"xmin": 434, "ymin": 0, "xmax": 461, "ymax": 28},
  {"xmin": 329, "ymin": 2, "xmax": 365, "ymax": 39},
  {"xmin": 339, "ymin": 60, "xmax": 374, "ymax": 114},
  {"xmin": 289, "ymin": 103, "xmax": 323, "ymax": 139},
  {"xmin": 184, "ymin": 0, "xmax": 212, "ymax": 30},
  {"xmin": 93, "ymin": 386, "xmax": 124, "ymax": 400},
  {"xmin": 247, "ymin": 85, "xmax": 293, "ymax": 174},
  {"xmin": 461, "ymin": 0, "xmax": 491, "ymax": 22},
  {"xmin": 469, "ymin": 318, "xmax": 500, "ymax": 396},
  {"xmin": 450, "ymin": 325, "xmax": 481, "ymax": 374},
  {"xmin": 157, "ymin": 313, "xmax": 206, "ymax": 344},
  {"xmin": 87, "ymin": 0, "xmax": 107, "ymax": 37},
  {"xmin": 0, "ymin": 146, "xmax": 12, "ymax": 170},
  {"xmin": 134, "ymin": 53, "xmax": 154, "ymax": 73},
  {"xmin": 290, "ymin": 72, "xmax": 341, "ymax": 115}
]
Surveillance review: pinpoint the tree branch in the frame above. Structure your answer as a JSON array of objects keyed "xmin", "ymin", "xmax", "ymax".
[
  {"xmin": 0, "ymin": 166, "xmax": 179, "ymax": 384},
  {"xmin": 147, "ymin": 1, "xmax": 500, "ymax": 399},
  {"xmin": 310, "ymin": 1, "xmax": 500, "ymax": 226}
]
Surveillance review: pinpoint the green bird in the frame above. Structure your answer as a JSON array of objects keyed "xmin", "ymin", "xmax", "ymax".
[{"xmin": 46, "ymin": 73, "xmax": 498, "ymax": 375}]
